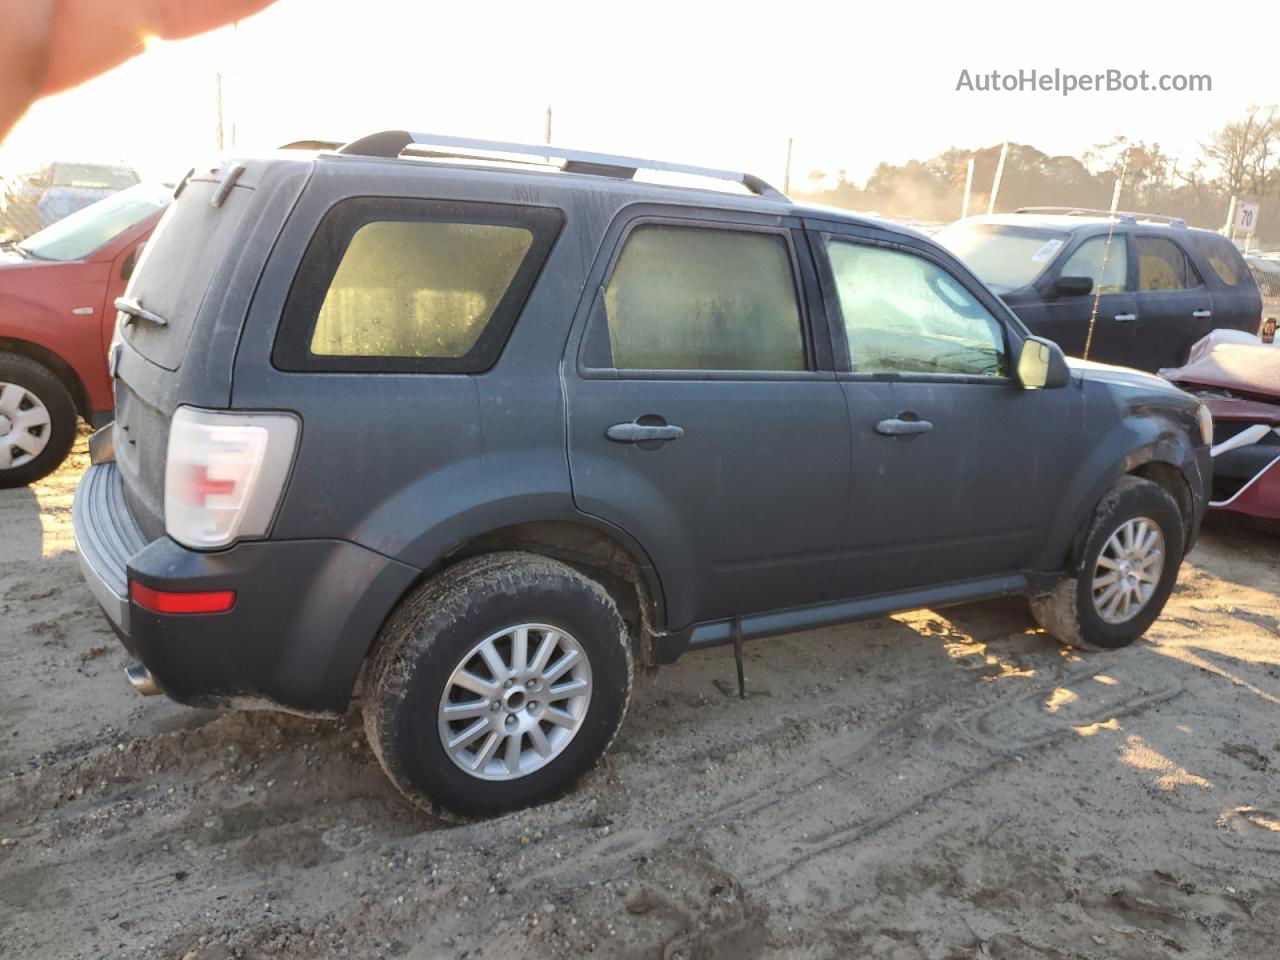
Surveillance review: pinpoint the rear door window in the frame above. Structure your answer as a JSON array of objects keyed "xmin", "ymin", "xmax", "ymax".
[
  {"xmin": 591, "ymin": 223, "xmax": 807, "ymax": 372},
  {"xmin": 274, "ymin": 198, "xmax": 563, "ymax": 373},
  {"xmin": 1136, "ymin": 236, "xmax": 1203, "ymax": 291}
]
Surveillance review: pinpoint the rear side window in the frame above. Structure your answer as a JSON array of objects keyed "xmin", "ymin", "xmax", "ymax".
[
  {"xmin": 310, "ymin": 222, "xmax": 532, "ymax": 358},
  {"xmin": 1136, "ymin": 236, "xmax": 1202, "ymax": 291},
  {"xmin": 1060, "ymin": 236, "xmax": 1128, "ymax": 294},
  {"xmin": 1193, "ymin": 233, "xmax": 1248, "ymax": 286},
  {"xmin": 275, "ymin": 198, "xmax": 563, "ymax": 373},
  {"xmin": 596, "ymin": 224, "xmax": 806, "ymax": 372}
]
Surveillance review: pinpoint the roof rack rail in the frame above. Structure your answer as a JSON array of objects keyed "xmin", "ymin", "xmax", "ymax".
[
  {"xmin": 335, "ymin": 130, "xmax": 789, "ymax": 202},
  {"xmin": 1015, "ymin": 206, "xmax": 1186, "ymax": 228}
]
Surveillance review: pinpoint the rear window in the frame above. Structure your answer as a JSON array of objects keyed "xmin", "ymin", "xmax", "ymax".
[
  {"xmin": 120, "ymin": 176, "xmax": 256, "ymax": 371},
  {"xmin": 1193, "ymin": 233, "xmax": 1248, "ymax": 286},
  {"xmin": 275, "ymin": 198, "xmax": 562, "ymax": 373}
]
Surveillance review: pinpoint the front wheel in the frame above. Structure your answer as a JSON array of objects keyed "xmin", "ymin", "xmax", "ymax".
[
  {"xmin": 362, "ymin": 552, "xmax": 634, "ymax": 819},
  {"xmin": 0, "ymin": 353, "xmax": 78, "ymax": 488},
  {"xmin": 1030, "ymin": 475, "xmax": 1185, "ymax": 650}
]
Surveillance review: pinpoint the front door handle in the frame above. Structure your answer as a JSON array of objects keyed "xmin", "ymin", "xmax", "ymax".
[
  {"xmin": 606, "ymin": 420, "xmax": 684, "ymax": 443},
  {"xmin": 875, "ymin": 416, "xmax": 933, "ymax": 436},
  {"xmin": 1192, "ymin": 309, "xmax": 1213, "ymax": 319},
  {"xmin": 1113, "ymin": 313, "xmax": 1137, "ymax": 322}
]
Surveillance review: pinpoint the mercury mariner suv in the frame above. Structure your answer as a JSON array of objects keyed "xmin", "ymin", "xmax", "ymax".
[{"xmin": 73, "ymin": 132, "xmax": 1213, "ymax": 818}]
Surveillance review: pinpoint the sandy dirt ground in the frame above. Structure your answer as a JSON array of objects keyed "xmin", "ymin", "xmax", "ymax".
[{"xmin": 3, "ymin": 435, "xmax": 1279, "ymax": 960}]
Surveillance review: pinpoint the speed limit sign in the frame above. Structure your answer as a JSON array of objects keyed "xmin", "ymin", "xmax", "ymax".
[{"xmin": 1235, "ymin": 201, "xmax": 1260, "ymax": 236}]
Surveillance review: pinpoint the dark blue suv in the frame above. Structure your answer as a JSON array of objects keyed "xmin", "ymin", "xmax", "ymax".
[
  {"xmin": 936, "ymin": 209, "xmax": 1262, "ymax": 371},
  {"xmin": 73, "ymin": 134, "xmax": 1213, "ymax": 818}
]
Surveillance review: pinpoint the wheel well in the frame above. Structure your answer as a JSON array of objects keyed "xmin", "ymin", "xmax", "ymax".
[
  {"xmin": 0, "ymin": 337, "xmax": 91, "ymax": 421},
  {"xmin": 438, "ymin": 522, "xmax": 665, "ymax": 666},
  {"xmin": 1130, "ymin": 461, "xmax": 1193, "ymax": 528}
]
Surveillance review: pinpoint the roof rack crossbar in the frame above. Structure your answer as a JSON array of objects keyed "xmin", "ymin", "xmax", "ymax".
[
  {"xmin": 336, "ymin": 130, "xmax": 789, "ymax": 201},
  {"xmin": 1015, "ymin": 206, "xmax": 1186, "ymax": 228}
]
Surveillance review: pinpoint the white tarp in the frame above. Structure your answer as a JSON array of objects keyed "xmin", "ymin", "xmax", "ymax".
[{"xmin": 1160, "ymin": 330, "xmax": 1280, "ymax": 400}]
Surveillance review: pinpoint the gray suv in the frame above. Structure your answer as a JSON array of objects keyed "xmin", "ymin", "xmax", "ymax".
[{"xmin": 73, "ymin": 132, "xmax": 1214, "ymax": 818}]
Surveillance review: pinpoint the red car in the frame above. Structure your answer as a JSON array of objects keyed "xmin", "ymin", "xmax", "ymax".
[
  {"xmin": 1162, "ymin": 331, "xmax": 1280, "ymax": 520},
  {"xmin": 0, "ymin": 183, "xmax": 170, "ymax": 486}
]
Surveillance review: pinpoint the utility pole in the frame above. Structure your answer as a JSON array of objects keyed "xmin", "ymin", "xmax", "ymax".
[
  {"xmin": 545, "ymin": 106, "xmax": 553, "ymax": 145},
  {"xmin": 961, "ymin": 157, "xmax": 974, "ymax": 218},
  {"xmin": 987, "ymin": 141, "xmax": 1009, "ymax": 214},
  {"xmin": 214, "ymin": 72, "xmax": 224, "ymax": 152},
  {"xmin": 783, "ymin": 137, "xmax": 793, "ymax": 194}
]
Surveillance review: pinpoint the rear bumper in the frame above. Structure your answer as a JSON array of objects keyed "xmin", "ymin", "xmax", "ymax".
[{"xmin": 72, "ymin": 462, "xmax": 419, "ymax": 714}]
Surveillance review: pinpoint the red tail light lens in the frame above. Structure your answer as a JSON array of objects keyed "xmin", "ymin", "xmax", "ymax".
[{"xmin": 130, "ymin": 582, "xmax": 236, "ymax": 615}]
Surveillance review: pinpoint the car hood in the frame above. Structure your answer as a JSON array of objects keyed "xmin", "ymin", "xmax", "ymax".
[{"xmin": 1067, "ymin": 356, "xmax": 1193, "ymax": 397}]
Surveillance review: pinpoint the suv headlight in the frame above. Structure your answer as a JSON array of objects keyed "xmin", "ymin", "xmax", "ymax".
[
  {"xmin": 164, "ymin": 406, "xmax": 299, "ymax": 549},
  {"xmin": 1197, "ymin": 403, "xmax": 1213, "ymax": 446}
]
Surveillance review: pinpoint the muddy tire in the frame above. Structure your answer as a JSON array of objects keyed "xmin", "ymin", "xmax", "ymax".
[
  {"xmin": 1030, "ymin": 475, "xmax": 1184, "ymax": 651},
  {"xmin": 0, "ymin": 353, "xmax": 77, "ymax": 489},
  {"xmin": 362, "ymin": 552, "xmax": 633, "ymax": 820}
]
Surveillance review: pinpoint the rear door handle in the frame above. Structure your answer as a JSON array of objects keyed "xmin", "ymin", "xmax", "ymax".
[
  {"xmin": 1113, "ymin": 313, "xmax": 1137, "ymax": 323},
  {"xmin": 606, "ymin": 421, "xmax": 684, "ymax": 443},
  {"xmin": 875, "ymin": 417, "xmax": 933, "ymax": 436},
  {"xmin": 1192, "ymin": 309, "xmax": 1213, "ymax": 319}
]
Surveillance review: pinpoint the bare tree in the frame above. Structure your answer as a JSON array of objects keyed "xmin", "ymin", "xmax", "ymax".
[{"xmin": 1201, "ymin": 105, "xmax": 1280, "ymax": 197}]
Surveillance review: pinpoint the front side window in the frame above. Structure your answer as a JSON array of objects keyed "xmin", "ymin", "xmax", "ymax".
[
  {"xmin": 1136, "ymin": 236, "xmax": 1201, "ymax": 291},
  {"xmin": 600, "ymin": 224, "xmax": 806, "ymax": 372},
  {"xmin": 827, "ymin": 239, "xmax": 1008, "ymax": 377},
  {"xmin": 1060, "ymin": 235, "xmax": 1128, "ymax": 294}
]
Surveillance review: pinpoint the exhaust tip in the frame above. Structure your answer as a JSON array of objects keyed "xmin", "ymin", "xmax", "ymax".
[{"xmin": 125, "ymin": 664, "xmax": 161, "ymax": 696}]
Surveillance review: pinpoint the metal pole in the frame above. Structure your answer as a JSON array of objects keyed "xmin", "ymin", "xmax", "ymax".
[
  {"xmin": 1224, "ymin": 196, "xmax": 1237, "ymax": 239},
  {"xmin": 214, "ymin": 72, "xmax": 224, "ymax": 152},
  {"xmin": 961, "ymin": 157, "xmax": 974, "ymax": 218},
  {"xmin": 987, "ymin": 141, "xmax": 1008, "ymax": 214},
  {"xmin": 783, "ymin": 137, "xmax": 793, "ymax": 194},
  {"xmin": 544, "ymin": 106, "xmax": 552, "ymax": 145}
]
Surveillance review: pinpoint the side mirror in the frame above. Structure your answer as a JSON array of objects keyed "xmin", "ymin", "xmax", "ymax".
[
  {"xmin": 1053, "ymin": 275, "xmax": 1094, "ymax": 298},
  {"xmin": 1017, "ymin": 336, "xmax": 1071, "ymax": 390}
]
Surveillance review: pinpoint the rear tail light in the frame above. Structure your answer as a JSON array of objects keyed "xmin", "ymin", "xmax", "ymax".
[{"xmin": 164, "ymin": 406, "xmax": 299, "ymax": 550}]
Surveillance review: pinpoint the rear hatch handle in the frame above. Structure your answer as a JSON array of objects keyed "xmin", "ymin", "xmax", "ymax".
[{"xmin": 114, "ymin": 296, "xmax": 168, "ymax": 328}]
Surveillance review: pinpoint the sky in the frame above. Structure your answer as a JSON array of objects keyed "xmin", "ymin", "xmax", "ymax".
[{"xmin": 1, "ymin": 0, "xmax": 1274, "ymax": 189}]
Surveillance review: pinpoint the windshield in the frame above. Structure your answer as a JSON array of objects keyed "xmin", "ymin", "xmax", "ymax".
[
  {"xmin": 934, "ymin": 222, "xmax": 1070, "ymax": 290},
  {"xmin": 16, "ymin": 183, "xmax": 170, "ymax": 262}
]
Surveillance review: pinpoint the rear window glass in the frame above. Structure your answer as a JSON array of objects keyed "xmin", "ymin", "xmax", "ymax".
[
  {"xmin": 1193, "ymin": 233, "xmax": 1247, "ymax": 286},
  {"xmin": 120, "ymin": 177, "xmax": 255, "ymax": 371},
  {"xmin": 310, "ymin": 221, "xmax": 532, "ymax": 358},
  {"xmin": 275, "ymin": 198, "xmax": 563, "ymax": 374},
  {"xmin": 598, "ymin": 224, "xmax": 805, "ymax": 372}
]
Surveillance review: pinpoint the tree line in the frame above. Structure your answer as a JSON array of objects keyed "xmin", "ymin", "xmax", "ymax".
[{"xmin": 795, "ymin": 105, "xmax": 1279, "ymax": 244}]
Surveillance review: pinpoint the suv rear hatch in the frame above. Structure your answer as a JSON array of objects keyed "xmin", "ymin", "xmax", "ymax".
[{"xmin": 112, "ymin": 157, "xmax": 311, "ymax": 540}]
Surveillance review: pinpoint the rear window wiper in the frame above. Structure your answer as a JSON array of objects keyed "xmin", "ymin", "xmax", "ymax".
[{"xmin": 114, "ymin": 296, "xmax": 168, "ymax": 328}]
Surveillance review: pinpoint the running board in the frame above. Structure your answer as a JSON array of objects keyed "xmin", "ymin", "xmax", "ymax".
[{"xmin": 652, "ymin": 573, "xmax": 1031, "ymax": 664}]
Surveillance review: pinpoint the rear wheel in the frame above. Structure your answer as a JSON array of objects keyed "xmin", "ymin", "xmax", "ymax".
[
  {"xmin": 0, "ymin": 353, "xmax": 77, "ymax": 488},
  {"xmin": 1030, "ymin": 475, "xmax": 1185, "ymax": 650},
  {"xmin": 362, "ymin": 552, "xmax": 633, "ymax": 819}
]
